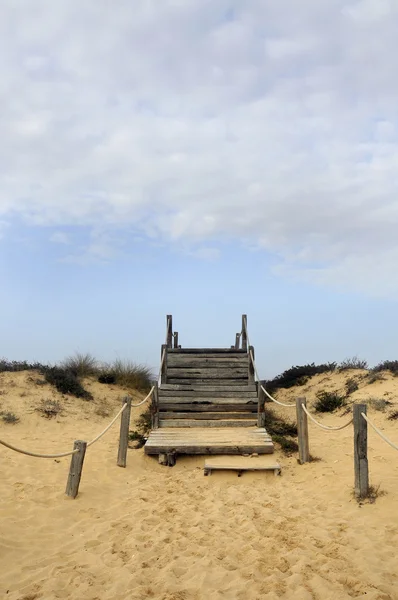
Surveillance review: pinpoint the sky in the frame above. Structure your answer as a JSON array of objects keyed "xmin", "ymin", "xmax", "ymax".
[{"xmin": 1, "ymin": 0, "xmax": 398, "ymax": 379}]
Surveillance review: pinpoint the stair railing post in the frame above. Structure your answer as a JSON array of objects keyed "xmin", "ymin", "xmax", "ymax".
[
  {"xmin": 166, "ymin": 315, "xmax": 173, "ymax": 348},
  {"xmin": 152, "ymin": 382, "xmax": 159, "ymax": 429},
  {"xmin": 241, "ymin": 314, "xmax": 248, "ymax": 351},
  {"xmin": 161, "ymin": 344, "xmax": 167, "ymax": 384},
  {"xmin": 257, "ymin": 383, "xmax": 266, "ymax": 427}
]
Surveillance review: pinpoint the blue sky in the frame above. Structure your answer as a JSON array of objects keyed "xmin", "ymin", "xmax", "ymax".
[{"xmin": 1, "ymin": 0, "xmax": 398, "ymax": 378}]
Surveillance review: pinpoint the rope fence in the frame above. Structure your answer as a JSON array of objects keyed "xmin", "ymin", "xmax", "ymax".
[{"xmin": 245, "ymin": 323, "xmax": 397, "ymax": 500}]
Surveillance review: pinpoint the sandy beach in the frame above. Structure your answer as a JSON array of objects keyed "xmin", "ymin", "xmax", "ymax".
[{"xmin": 1, "ymin": 369, "xmax": 398, "ymax": 600}]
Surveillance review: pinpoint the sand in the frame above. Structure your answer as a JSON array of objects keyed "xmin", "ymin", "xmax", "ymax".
[{"xmin": 1, "ymin": 369, "xmax": 398, "ymax": 600}]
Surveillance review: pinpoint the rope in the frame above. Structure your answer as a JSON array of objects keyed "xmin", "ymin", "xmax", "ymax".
[
  {"xmin": 86, "ymin": 402, "xmax": 128, "ymax": 447},
  {"xmin": 131, "ymin": 386, "xmax": 155, "ymax": 407},
  {"xmin": 261, "ymin": 385, "xmax": 296, "ymax": 408},
  {"xmin": 301, "ymin": 403, "xmax": 353, "ymax": 431},
  {"xmin": 0, "ymin": 438, "xmax": 78, "ymax": 459},
  {"xmin": 361, "ymin": 413, "xmax": 398, "ymax": 451},
  {"xmin": 248, "ymin": 348, "xmax": 296, "ymax": 407}
]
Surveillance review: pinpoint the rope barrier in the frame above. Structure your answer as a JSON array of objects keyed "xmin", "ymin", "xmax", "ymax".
[
  {"xmin": 361, "ymin": 413, "xmax": 398, "ymax": 451},
  {"xmin": 301, "ymin": 403, "xmax": 353, "ymax": 431},
  {"xmin": 247, "ymin": 348, "xmax": 296, "ymax": 408},
  {"xmin": 0, "ymin": 438, "xmax": 78, "ymax": 459},
  {"xmin": 131, "ymin": 386, "xmax": 155, "ymax": 407},
  {"xmin": 86, "ymin": 402, "xmax": 128, "ymax": 447}
]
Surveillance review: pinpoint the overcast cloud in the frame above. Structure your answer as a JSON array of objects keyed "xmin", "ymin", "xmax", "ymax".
[{"xmin": 1, "ymin": 0, "xmax": 398, "ymax": 294}]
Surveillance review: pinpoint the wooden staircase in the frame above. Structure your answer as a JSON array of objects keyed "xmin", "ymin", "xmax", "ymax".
[{"xmin": 144, "ymin": 316, "xmax": 274, "ymax": 463}]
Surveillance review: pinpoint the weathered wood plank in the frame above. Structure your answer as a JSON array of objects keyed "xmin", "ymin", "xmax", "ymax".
[
  {"xmin": 204, "ymin": 462, "xmax": 281, "ymax": 476},
  {"xmin": 146, "ymin": 445, "xmax": 274, "ymax": 455},
  {"xmin": 160, "ymin": 384, "xmax": 257, "ymax": 392},
  {"xmin": 167, "ymin": 359, "xmax": 248, "ymax": 369},
  {"xmin": 159, "ymin": 419, "xmax": 257, "ymax": 427},
  {"xmin": 65, "ymin": 440, "xmax": 87, "ymax": 499},
  {"xmin": 159, "ymin": 390, "xmax": 258, "ymax": 398},
  {"xmin": 117, "ymin": 396, "xmax": 132, "ymax": 468},
  {"xmin": 167, "ymin": 368, "xmax": 248, "ymax": 377},
  {"xmin": 167, "ymin": 348, "xmax": 248, "ymax": 354},
  {"xmin": 159, "ymin": 397, "xmax": 258, "ymax": 405},
  {"xmin": 159, "ymin": 403, "xmax": 258, "ymax": 412},
  {"xmin": 167, "ymin": 379, "xmax": 249, "ymax": 386},
  {"xmin": 161, "ymin": 412, "xmax": 256, "ymax": 420},
  {"xmin": 296, "ymin": 397, "xmax": 309, "ymax": 464}
]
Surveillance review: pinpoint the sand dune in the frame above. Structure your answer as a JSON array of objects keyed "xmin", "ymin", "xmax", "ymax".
[{"xmin": 1, "ymin": 370, "xmax": 398, "ymax": 599}]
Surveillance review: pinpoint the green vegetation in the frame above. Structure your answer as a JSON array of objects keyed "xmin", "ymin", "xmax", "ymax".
[
  {"xmin": 339, "ymin": 356, "xmax": 368, "ymax": 371},
  {"xmin": 372, "ymin": 360, "xmax": 398, "ymax": 375},
  {"xmin": 43, "ymin": 366, "xmax": 93, "ymax": 400},
  {"xmin": 36, "ymin": 399, "xmax": 64, "ymax": 419},
  {"xmin": 314, "ymin": 390, "xmax": 346, "ymax": 412},
  {"xmin": 345, "ymin": 377, "xmax": 359, "ymax": 395},
  {"xmin": 366, "ymin": 397, "xmax": 392, "ymax": 412},
  {"xmin": 102, "ymin": 359, "xmax": 152, "ymax": 392},
  {"xmin": 1, "ymin": 411, "xmax": 20, "ymax": 424},
  {"xmin": 61, "ymin": 353, "xmax": 99, "ymax": 378},
  {"xmin": 263, "ymin": 362, "xmax": 337, "ymax": 394},
  {"xmin": 388, "ymin": 410, "xmax": 398, "ymax": 421},
  {"xmin": 129, "ymin": 405, "xmax": 152, "ymax": 448},
  {"xmin": 0, "ymin": 359, "xmax": 45, "ymax": 373}
]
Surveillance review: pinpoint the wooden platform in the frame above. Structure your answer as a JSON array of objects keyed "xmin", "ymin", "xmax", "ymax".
[{"xmin": 145, "ymin": 427, "xmax": 274, "ymax": 456}]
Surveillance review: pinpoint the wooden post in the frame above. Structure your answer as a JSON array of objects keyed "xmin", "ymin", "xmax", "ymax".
[
  {"xmin": 296, "ymin": 397, "xmax": 310, "ymax": 464},
  {"xmin": 248, "ymin": 345, "xmax": 255, "ymax": 384},
  {"xmin": 257, "ymin": 383, "xmax": 266, "ymax": 427},
  {"xmin": 66, "ymin": 440, "xmax": 87, "ymax": 498},
  {"xmin": 152, "ymin": 383, "xmax": 159, "ymax": 429},
  {"xmin": 241, "ymin": 315, "xmax": 248, "ymax": 351},
  {"xmin": 166, "ymin": 314, "xmax": 173, "ymax": 348},
  {"xmin": 354, "ymin": 404, "xmax": 369, "ymax": 499},
  {"xmin": 161, "ymin": 344, "xmax": 167, "ymax": 384},
  {"xmin": 173, "ymin": 332, "xmax": 179, "ymax": 348},
  {"xmin": 117, "ymin": 396, "xmax": 132, "ymax": 468},
  {"xmin": 235, "ymin": 334, "xmax": 240, "ymax": 349}
]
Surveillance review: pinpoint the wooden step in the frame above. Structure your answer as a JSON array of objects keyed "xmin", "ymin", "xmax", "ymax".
[
  {"xmin": 204, "ymin": 461, "xmax": 281, "ymax": 476},
  {"xmin": 160, "ymin": 384, "xmax": 257, "ymax": 392},
  {"xmin": 167, "ymin": 357, "xmax": 249, "ymax": 367},
  {"xmin": 159, "ymin": 403, "xmax": 258, "ymax": 412},
  {"xmin": 145, "ymin": 427, "xmax": 274, "ymax": 455},
  {"xmin": 167, "ymin": 368, "xmax": 248, "ymax": 378},
  {"xmin": 159, "ymin": 419, "xmax": 257, "ymax": 427},
  {"xmin": 167, "ymin": 349, "xmax": 248, "ymax": 354},
  {"xmin": 167, "ymin": 379, "xmax": 249, "ymax": 386},
  {"xmin": 160, "ymin": 412, "xmax": 256, "ymax": 420},
  {"xmin": 159, "ymin": 390, "xmax": 257, "ymax": 398},
  {"xmin": 159, "ymin": 397, "xmax": 257, "ymax": 405}
]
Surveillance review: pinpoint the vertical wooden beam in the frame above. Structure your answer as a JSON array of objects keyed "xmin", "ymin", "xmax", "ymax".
[
  {"xmin": 117, "ymin": 396, "xmax": 132, "ymax": 468},
  {"xmin": 235, "ymin": 334, "xmax": 240, "ymax": 349},
  {"xmin": 166, "ymin": 314, "xmax": 173, "ymax": 348},
  {"xmin": 66, "ymin": 440, "xmax": 87, "ymax": 498},
  {"xmin": 173, "ymin": 332, "xmax": 179, "ymax": 348},
  {"xmin": 257, "ymin": 383, "xmax": 266, "ymax": 427},
  {"xmin": 241, "ymin": 315, "xmax": 248, "ymax": 351},
  {"xmin": 296, "ymin": 397, "xmax": 310, "ymax": 464},
  {"xmin": 161, "ymin": 344, "xmax": 167, "ymax": 384},
  {"xmin": 152, "ymin": 382, "xmax": 159, "ymax": 429},
  {"xmin": 353, "ymin": 404, "xmax": 369, "ymax": 499},
  {"xmin": 248, "ymin": 345, "xmax": 255, "ymax": 384}
]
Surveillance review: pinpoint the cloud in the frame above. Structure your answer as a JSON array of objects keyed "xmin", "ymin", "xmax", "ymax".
[
  {"xmin": 49, "ymin": 231, "xmax": 70, "ymax": 244},
  {"xmin": 1, "ymin": 1, "xmax": 398, "ymax": 294}
]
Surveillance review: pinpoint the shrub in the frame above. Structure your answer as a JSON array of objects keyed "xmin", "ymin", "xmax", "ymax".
[
  {"xmin": 339, "ymin": 356, "xmax": 368, "ymax": 371},
  {"xmin": 367, "ymin": 397, "xmax": 392, "ymax": 412},
  {"xmin": 388, "ymin": 411, "xmax": 398, "ymax": 421},
  {"xmin": 314, "ymin": 391, "xmax": 346, "ymax": 412},
  {"xmin": 367, "ymin": 372, "xmax": 386, "ymax": 384},
  {"xmin": 263, "ymin": 362, "xmax": 337, "ymax": 394},
  {"xmin": 345, "ymin": 377, "xmax": 359, "ymax": 395},
  {"xmin": 36, "ymin": 399, "xmax": 63, "ymax": 419},
  {"xmin": 263, "ymin": 407, "xmax": 297, "ymax": 436},
  {"xmin": 98, "ymin": 372, "xmax": 117, "ymax": 385},
  {"xmin": 2, "ymin": 411, "xmax": 20, "ymax": 424},
  {"xmin": 372, "ymin": 360, "xmax": 398, "ymax": 375},
  {"xmin": 43, "ymin": 367, "xmax": 93, "ymax": 400},
  {"xmin": 61, "ymin": 353, "xmax": 99, "ymax": 378},
  {"xmin": 129, "ymin": 405, "xmax": 152, "ymax": 449},
  {"xmin": 0, "ymin": 359, "xmax": 45, "ymax": 373},
  {"xmin": 105, "ymin": 359, "xmax": 152, "ymax": 392}
]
